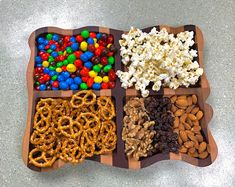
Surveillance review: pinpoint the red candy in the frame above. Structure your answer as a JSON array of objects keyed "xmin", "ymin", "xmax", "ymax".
[
  {"xmin": 80, "ymin": 68, "xmax": 89, "ymax": 77},
  {"xmin": 52, "ymin": 81, "xmax": 59, "ymax": 88},
  {"xmin": 108, "ymin": 52, "xmax": 114, "ymax": 56},
  {"xmin": 87, "ymin": 78, "xmax": 94, "ymax": 87},
  {"xmin": 101, "ymin": 82, "xmax": 109, "ymax": 89},
  {"xmin": 74, "ymin": 51, "xmax": 83, "ymax": 58},
  {"xmin": 62, "ymin": 66, "xmax": 67, "ymax": 71},
  {"xmin": 64, "ymin": 36, "xmax": 70, "ymax": 43},
  {"xmin": 38, "ymin": 76, "xmax": 45, "ymax": 84},
  {"xmin": 45, "ymin": 45, "xmax": 50, "ymax": 50},
  {"xmin": 35, "ymin": 67, "xmax": 43, "ymax": 74},
  {"xmin": 59, "ymin": 55, "xmax": 65, "ymax": 61},
  {"xmin": 74, "ymin": 59, "xmax": 83, "ymax": 68},
  {"xmin": 108, "ymin": 69, "xmax": 116, "ymax": 81},
  {"xmin": 88, "ymin": 44, "xmax": 95, "ymax": 52},
  {"xmin": 41, "ymin": 53, "xmax": 49, "ymax": 61},
  {"xmin": 76, "ymin": 35, "xmax": 83, "ymax": 43},
  {"xmin": 89, "ymin": 32, "xmax": 96, "ymax": 38},
  {"xmin": 95, "ymin": 48, "xmax": 102, "ymax": 56},
  {"xmin": 100, "ymin": 57, "xmax": 108, "ymax": 65},
  {"xmin": 43, "ymin": 74, "xmax": 50, "ymax": 82},
  {"xmin": 82, "ymin": 76, "xmax": 89, "ymax": 82},
  {"xmin": 107, "ymin": 34, "xmax": 114, "ymax": 44},
  {"xmin": 98, "ymin": 40, "xmax": 106, "ymax": 47}
]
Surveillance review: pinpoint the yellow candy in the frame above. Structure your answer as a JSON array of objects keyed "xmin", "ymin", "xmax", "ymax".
[
  {"xmin": 94, "ymin": 76, "xmax": 103, "ymax": 83},
  {"xmin": 89, "ymin": 70, "xmax": 97, "ymax": 78},
  {"xmin": 107, "ymin": 44, "xmax": 112, "ymax": 48},
  {"xmin": 102, "ymin": 76, "xmax": 109, "ymax": 83},
  {"xmin": 93, "ymin": 38, "xmax": 97, "ymax": 43},
  {"xmin": 63, "ymin": 51, "xmax": 67, "ymax": 56},
  {"xmin": 56, "ymin": 67, "xmax": 62, "ymax": 73},
  {"xmin": 95, "ymin": 43, "xmax": 99, "ymax": 48},
  {"xmin": 98, "ymin": 64, "xmax": 103, "ymax": 68},
  {"xmin": 66, "ymin": 64, "xmax": 76, "ymax": 73},
  {"xmin": 80, "ymin": 41, "xmax": 88, "ymax": 51},
  {"xmin": 42, "ymin": 61, "xmax": 49, "ymax": 67}
]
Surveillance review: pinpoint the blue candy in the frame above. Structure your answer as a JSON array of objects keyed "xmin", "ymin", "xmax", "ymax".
[
  {"xmin": 49, "ymin": 71, "xmax": 56, "ymax": 77},
  {"xmin": 43, "ymin": 68, "xmax": 50, "ymax": 74},
  {"xmin": 92, "ymin": 83, "xmax": 101, "ymax": 90},
  {"xmin": 52, "ymin": 86, "xmax": 59, "ymax": 90},
  {"xmin": 36, "ymin": 64, "xmax": 42, "ymax": 67},
  {"xmin": 51, "ymin": 51, "xmax": 58, "ymax": 58},
  {"xmin": 84, "ymin": 51, "xmax": 94, "ymax": 59},
  {"xmin": 50, "ymin": 80, "xmax": 54, "ymax": 85},
  {"xmin": 87, "ymin": 37, "xmax": 94, "ymax": 44},
  {"xmin": 70, "ymin": 37, "xmax": 76, "ymax": 43},
  {"xmin": 52, "ymin": 34, "xmax": 59, "ymax": 41},
  {"xmin": 38, "ymin": 44, "xmax": 45, "ymax": 50},
  {"xmin": 39, "ymin": 84, "xmax": 46, "ymax": 90},
  {"xmin": 71, "ymin": 43, "xmax": 79, "ymax": 51},
  {"xmin": 35, "ymin": 56, "xmax": 42, "ymax": 64},
  {"xmin": 96, "ymin": 33, "xmax": 102, "ymax": 39},
  {"xmin": 74, "ymin": 77, "xmax": 82, "ymax": 85},
  {"xmin": 62, "ymin": 71, "xmax": 70, "ymax": 78},
  {"xmin": 80, "ymin": 53, "xmax": 89, "ymax": 62},
  {"xmin": 66, "ymin": 78, "xmax": 74, "ymax": 85},
  {"xmin": 50, "ymin": 44, "xmax": 57, "ymax": 50},
  {"xmin": 84, "ymin": 61, "xmax": 93, "ymax": 69},
  {"xmin": 59, "ymin": 81, "xmax": 69, "ymax": 90},
  {"xmin": 70, "ymin": 84, "xmax": 78, "ymax": 90},
  {"xmin": 58, "ymin": 75, "xmax": 65, "ymax": 82},
  {"xmin": 44, "ymin": 40, "xmax": 49, "ymax": 45},
  {"xmin": 37, "ymin": 37, "xmax": 45, "ymax": 44}
]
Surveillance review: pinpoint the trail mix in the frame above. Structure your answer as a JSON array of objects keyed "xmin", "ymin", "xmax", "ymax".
[{"xmin": 122, "ymin": 95, "xmax": 209, "ymax": 161}]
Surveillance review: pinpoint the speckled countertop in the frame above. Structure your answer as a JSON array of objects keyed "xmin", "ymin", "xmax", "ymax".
[{"xmin": 0, "ymin": 0, "xmax": 234, "ymax": 186}]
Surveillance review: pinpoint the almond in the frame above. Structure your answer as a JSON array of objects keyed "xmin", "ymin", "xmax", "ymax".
[
  {"xmin": 179, "ymin": 146, "xmax": 187, "ymax": 153},
  {"xmin": 198, "ymin": 142, "xmax": 207, "ymax": 153},
  {"xmin": 183, "ymin": 122, "xmax": 191, "ymax": 130},
  {"xmin": 196, "ymin": 111, "xmax": 204, "ymax": 120},
  {"xmin": 195, "ymin": 134, "xmax": 203, "ymax": 142},
  {"xmin": 170, "ymin": 95, "xmax": 177, "ymax": 103},
  {"xmin": 176, "ymin": 99, "xmax": 188, "ymax": 107},
  {"xmin": 191, "ymin": 107, "xmax": 199, "ymax": 114},
  {"xmin": 171, "ymin": 104, "xmax": 177, "ymax": 113},
  {"xmin": 188, "ymin": 114, "xmax": 197, "ymax": 121},
  {"xmin": 173, "ymin": 117, "xmax": 179, "ymax": 128},
  {"xmin": 184, "ymin": 141, "xmax": 194, "ymax": 148},
  {"xmin": 180, "ymin": 113, "xmax": 187, "ymax": 123},
  {"xmin": 192, "ymin": 126, "xmax": 201, "ymax": 132},
  {"xmin": 187, "ymin": 96, "xmax": 193, "ymax": 106},
  {"xmin": 186, "ymin": 105, "xmax": 195, "ymax": 113},
  {"xmin": 175, "ymin": 109, "xmax": 184, "ymax": 116},
  {"xmin": 199, "ymin": 151, "xmax": 208, "ymax": 159},
  {"xmin": 180, "ymin": 130, "xmax": 188, "ymax": 142},
  {"xmin": 192, "ymin": 95, "xmax": 197, "ymax": 104},
  {"xmin": 188, "ymin": 147, "xmax": 196, "ymax": 154}
]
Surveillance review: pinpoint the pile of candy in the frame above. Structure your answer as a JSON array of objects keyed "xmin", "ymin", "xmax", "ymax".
[{"xmin": 34, "ymin": 30, "xmax": 117, "ymax": 91}]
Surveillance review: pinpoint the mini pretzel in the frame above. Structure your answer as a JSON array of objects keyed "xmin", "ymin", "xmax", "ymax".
[
  {"xmin": 70, "ymin": 90, "xmax": 96, "ymax": 108},
  {"xmin": 29, "ymin": 148, "xmax": 57, "ymax": 168},
  {"xmin": 80, "ymin": 130, "xmax": 96, "ymax": 157},
  {"xmin": 77, "ymin": 112, "xmax": 100, "ymax": 132},
  {"xmin": 97, "ymin": 97, "xmax": 116, "ymax": 120},
  {"xmin": 53, "ymin": 99, "xmax": 71, "ymax": 116}
]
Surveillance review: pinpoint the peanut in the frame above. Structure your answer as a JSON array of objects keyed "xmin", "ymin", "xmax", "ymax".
[
  {"xmin": 192, "ymin": 95, "xmax": 197, "ymax": 104},
  {"xmin": 196, "ymin": 111, "xmax": 204, "ymax": 120},
  {"xmin": 180, "ymin": 130, "xmax": 188, "ymax": 142},
  {"xmin": 198, "ymin": 142, "xmax": 207, "ymax": 153}
]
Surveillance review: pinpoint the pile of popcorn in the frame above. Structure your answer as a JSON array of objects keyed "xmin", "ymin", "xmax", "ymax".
[{"xmin": 116, "ymin": 27, "xmax": 203, "ymax": 97}]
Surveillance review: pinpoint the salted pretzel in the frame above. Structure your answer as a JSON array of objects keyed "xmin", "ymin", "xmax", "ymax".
[
  {"xmin": 97, "ymin": 97, "xmax": 116, "ymax": 120},
  {"xmin": 29, "ymin": 148, "xmax": 57, "ymax": 168},
  {"xmin": 79, "ymin": 130, "xmax": 96, "ymax": 157},
  {"xmin": 77, "ymin": 112, "xmax": 100, "ymax": 132},
  {"xmin": 70, "ymin": 90, "xmax": 96, "ymax": 108}
]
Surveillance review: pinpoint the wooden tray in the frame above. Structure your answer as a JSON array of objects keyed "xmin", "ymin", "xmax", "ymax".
[{"xmin": 22, "ymin": 25, "xmax": 218, "ymax": 172}]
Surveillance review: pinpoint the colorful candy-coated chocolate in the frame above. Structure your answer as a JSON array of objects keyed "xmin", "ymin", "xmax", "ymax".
[
  {"xmin": 80, "ymin": 82, "xmax": 88, "ymax": 90},
  {"xmin": 35, "ymin": 30, "xmax": 117, "ymax": 90}
]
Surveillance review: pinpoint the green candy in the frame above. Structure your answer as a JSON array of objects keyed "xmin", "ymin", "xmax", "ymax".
[
  {"xmin": 58, "ymin": 51, "xmax": 63, "ymax": 55},
  {"xmin": 56, "ymin": 62, "xmax": 63, "ymax": 67},
  {"xmin": 67, "ymin": 54, "xmax": 76, "ymax": 63},
  {"xmin": 81, "ymin": 29, "xmax": 89, "ymax": 39},
  {"xmin": 108, "ymin": 56, "xmax": 115, "ymax": 64},
  {"xmin": 46, "ymin": 33, "xmax": 52, "ymax": 40},
  {"xmin": 63, "ymin": 60, "xmax": 68, "ymax": 66},
  {"xmin": 51, "ymin": 75, "xmax": 58, "ymax": 81},
  {"xmin": 47, "ymin": 49, "xmax": 53, "ymax": 53},
  {"xmin": 48, "ymin": 56, "xmax": 54, "ymax": 62},
  {"xmin": 93, "ymin": 64, "xmax": 101, "ymax": 72},
  {"xmin": 80, "ymin": 83, "xmax": 88, "ymax": 90},
  {"xmin": 49, "ymin": 66, "xmax": 56, "ymax": 71},
  {"xmin": 35, "ymin": 81, "xmax": 40, "ymax": 86},
  {"xmin": 66, "ymin": 47, "xmax": 73, "ymax": 54},
  {"xmin": 103, "ymin": 65, "xmax": 112, "ymax": 73}
]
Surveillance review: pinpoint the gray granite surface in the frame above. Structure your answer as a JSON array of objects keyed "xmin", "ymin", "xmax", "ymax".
[{"xmin": 0, "ymin": 0, "xmax": 234, "ymax": 186}]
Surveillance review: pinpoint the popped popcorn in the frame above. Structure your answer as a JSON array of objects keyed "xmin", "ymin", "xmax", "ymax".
[{"xmin": 116, "ymin": 27, "xmax": 203, "ymax": 97}]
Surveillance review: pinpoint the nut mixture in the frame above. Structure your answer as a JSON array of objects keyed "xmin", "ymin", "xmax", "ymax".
[
  {"xmin": 122, "ymin": 98, "xmax": 155, "ymax": 160},
  {"xmin": 170, "ymin": 94, "xmax": 210, "ymax": 159}
]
